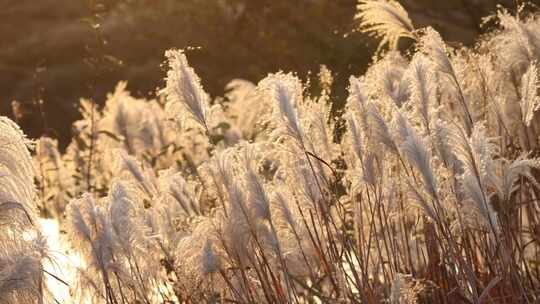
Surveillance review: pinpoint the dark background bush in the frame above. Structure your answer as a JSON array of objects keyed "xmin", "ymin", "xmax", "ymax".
[{"xmin": 0, "ymin": 0, "xmax": 525, "ymax": 146}]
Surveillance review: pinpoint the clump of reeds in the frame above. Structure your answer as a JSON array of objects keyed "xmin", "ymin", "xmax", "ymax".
[{"xmin": 21, "ymin": 1, "xmax": 540, "ymax": 303}]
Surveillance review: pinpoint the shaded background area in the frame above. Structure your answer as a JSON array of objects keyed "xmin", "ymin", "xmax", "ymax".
[{"xmin": 0, "ymin": 0, "xmax": 529, "ymax": 147}]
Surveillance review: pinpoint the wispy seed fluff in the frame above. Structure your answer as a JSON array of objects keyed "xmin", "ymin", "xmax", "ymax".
[
  {"xmin": 0, "ymin": 117, "xmax": 38, "ymax": 225},
  {"xmin": 347, "ymin": 76, "xmax": 368, "ymax": 111},
  {"xmin": 258, "ymin": 72, "xmax": 305, "ymax": 146},
  {"xmin": 420, "ymin": 27, "xmax": 473, "ymax": 133},
  {"xmin": 396, "ymin": 112, "xmax": 438, "ymax": 198},
  {"xmin": 347, "ymin": 76, "xmax": 370, "ymax": 138},
  {"xmin": 0, "ymin": 117, "xmax": 47, "ymax": 304},
  {"xmin": 406, "ymin": 54, "xmax": 435, "ymax": 131},
  {"xmin": 419, "ymin": 27, "xmax": 454, "ymax": 77},
  {"xmin": 495, "ymin": 9, "xmax": 540, "ymax": 70},
  {"xmin": 242, "ymin": 148, "xmax": 271, "ymax": 221},
  {"xmin": 520, "ymin": 62, "xmax": 540, "ymax": 126},
  {"xmin": 355, "ymin": 0, "xmax": 415, "ymax": 50},
  {"xmin": 163, "ymin": 49, "xmax": 211, "ymax": 131}
]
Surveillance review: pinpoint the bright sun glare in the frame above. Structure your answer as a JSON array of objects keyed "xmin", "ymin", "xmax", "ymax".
[{"xmin": 40, "ymin": 219, "xmax": 79, "ymax": 303}]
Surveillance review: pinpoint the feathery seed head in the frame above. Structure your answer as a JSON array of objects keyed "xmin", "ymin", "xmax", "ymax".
[
  {"xmin": 355, "ymin": 0, "xmax": 415, "ymax": 50},
  {"xmin": 163, "ymin": 49, "xmax": 211, "ymax": 131},
  {"xmin": 258, "ymin": 72, "xmax": 305, "ymax": 145}
]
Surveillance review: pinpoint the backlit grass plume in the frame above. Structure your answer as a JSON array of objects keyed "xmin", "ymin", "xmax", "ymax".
[
  {"xmin": 0, "ymin": 117, "xmax": 47, "ymax": 304},
  {"xmin": 355, "ymin": 0, "xmax": 415, "ymax": 50},
  {"xmin": 520, "ymin": 62, "xmax": 540, "ymax": 126},
  {"xmin": 163, "ymin": 49, "xmax": 212, "ymax": 132}
]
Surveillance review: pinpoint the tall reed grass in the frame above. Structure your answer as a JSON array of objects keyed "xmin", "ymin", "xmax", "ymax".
[{"xmin": 6, "ymin": 0, "xmax": 540, "ymax": 303}]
